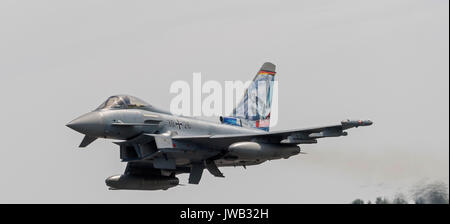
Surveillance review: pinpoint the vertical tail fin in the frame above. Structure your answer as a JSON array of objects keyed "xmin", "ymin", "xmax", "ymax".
[{"xmin": 230, "ymin": 62, "xmax": 276, "ymax": 131}]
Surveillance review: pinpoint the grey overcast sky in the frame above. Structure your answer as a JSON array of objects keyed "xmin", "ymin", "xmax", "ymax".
[{"xmin": 0, "ymin": 0, "xmax": 448, "ymax": 203}]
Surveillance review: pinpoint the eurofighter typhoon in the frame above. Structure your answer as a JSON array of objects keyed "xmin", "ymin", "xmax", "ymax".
[{"xmin": 67, "ymin": 62, "xmax": 372, "ymax": 190}]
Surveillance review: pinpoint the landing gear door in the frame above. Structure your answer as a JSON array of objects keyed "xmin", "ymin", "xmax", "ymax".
[{"xmin": 153, "ymin": 135, "xmax": 174, "ymax": 149}]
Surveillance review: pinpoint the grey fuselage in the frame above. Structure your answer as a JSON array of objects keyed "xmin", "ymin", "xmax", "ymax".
[
  {"xmin": 102, "ymin": 108, "xmax": 263, "ymax": 140},
  {"xmin": 72, "ymin": 106, "xmax": 297, "ymax": 168}
]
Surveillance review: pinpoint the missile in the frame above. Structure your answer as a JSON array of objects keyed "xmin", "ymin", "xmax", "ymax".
[{"xmin": 341, "ymin": 119, "xmax": 373, "ymax": 129}]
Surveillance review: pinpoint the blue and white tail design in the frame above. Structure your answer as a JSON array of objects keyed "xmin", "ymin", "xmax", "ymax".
[{"xmin": 222, "ymin": 62, "xmax": 276, "ymax": 131}]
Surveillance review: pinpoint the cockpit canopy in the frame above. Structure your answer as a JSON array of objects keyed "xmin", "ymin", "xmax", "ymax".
[{"xmin": 95, "ymin": 95, "xmax": 152, "ymax": 110}]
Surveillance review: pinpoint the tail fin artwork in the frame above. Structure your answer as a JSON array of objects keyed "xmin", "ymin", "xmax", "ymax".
[{"xmin": 221, "ymin": 62, "xmax": 276, "ymax": 131}]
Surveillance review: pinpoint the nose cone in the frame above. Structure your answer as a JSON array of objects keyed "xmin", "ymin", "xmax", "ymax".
[{"xmin": 66, "ymin": 112, "xmax": 105, "ymax": 137}]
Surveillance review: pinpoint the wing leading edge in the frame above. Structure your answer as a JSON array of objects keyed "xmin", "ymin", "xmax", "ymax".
[{"xmin": 172, "ymin": 119, "xmax": 373, "ymax": 147}]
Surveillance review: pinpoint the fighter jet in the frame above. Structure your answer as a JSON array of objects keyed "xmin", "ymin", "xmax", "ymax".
[{"xmin": 67, "ymin": 62, "xmax": 372, "ymax": 190}]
